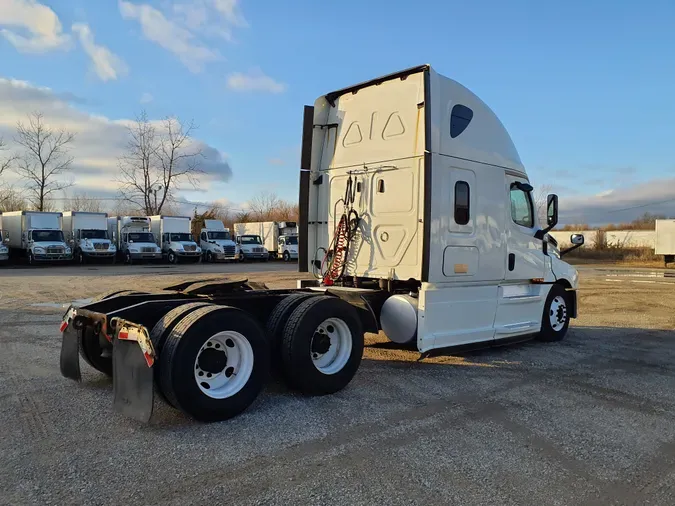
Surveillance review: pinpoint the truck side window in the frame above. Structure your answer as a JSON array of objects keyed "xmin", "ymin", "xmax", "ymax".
[
  {"xmin": 201, "ymin": 232, "xmax": 206, "ymax": 241},
  {"xmin": 454, "ymin": 181, "xmax": 470, "ymax": 225},
  {"xmin": 510, "ymin": 184, "xmax": 534, "ymax": 228},
  {"xmin": 450, "ymin": 104, "xmax": 473, "ymax": 138}
]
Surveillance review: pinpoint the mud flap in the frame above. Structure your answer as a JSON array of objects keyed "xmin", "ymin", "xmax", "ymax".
[
  {"xmin": 112, "ymin": 337, "xmax": 154, "ymax": 422},
  {"xmin": 59, "ymin": 325, "xmax": 82, "ymax": 381}
]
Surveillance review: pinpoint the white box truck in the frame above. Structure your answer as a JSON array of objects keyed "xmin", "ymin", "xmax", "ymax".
[
  {"xmin": 60, "ymin": 65, "xmax": 584, "ymax": 425},
  {"xmin": 150, "ymin": 215, "xmax": 201, "ymax": 264},
  {"xmin": 233, "ymin": 221, "xmax": 298, "ymax": 261},
  {"xmin": 0, "ymin": 214, "xmax": 9, "ymax": 263},
  {"xmin": 198, "ymin": 219, "xmax": 238, "ymax": 262},
  {"xmin": 1, "ymin": 210, "xmax": 72, "ymax": 264},
  {"xmin": 107, "ymin": 216, "xmax": 162, "ymax": 264},
  {"xmin": 63, "ymin": 212, "xmax": 116, "ymax": 264},
  {"xmin": 655, "ymin": 219, "xmax": 675, "ymax": 266}
]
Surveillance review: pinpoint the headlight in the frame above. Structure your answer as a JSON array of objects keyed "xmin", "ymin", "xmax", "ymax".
[
  {"xmin": 34, "ymin": 247, "xmax": 45, "ymax": 253},
  {"xmin": 263, "ymin": 248, "xmax": 268, "ymax": 254},
  {"xmin": 129, "ymin": 248, "xmax": 139, "ymax": 253},
  {"xmin": 109, "ymin": 244, "xmax": 116, "ymax": 251},
  {"xmin": 65, "ymin": 247, "xmax": 72, "ymax": 254},
  {"xmin": 82, "ymin": 242, "xmax": 93, "ymax": 250}
]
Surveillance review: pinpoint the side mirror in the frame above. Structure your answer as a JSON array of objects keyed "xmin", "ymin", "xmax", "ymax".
[
  {"xmin": 69, "ymin": 239, "xmax": 75, "ymax": 245},
  {"xmin": 561, "ymin": 233, "xmax": 585, "ymax": 257},
  {"xmin": 546, "ymin": 194, "xmax": 559, "ymax": 228},
  {"xmin": 570, "ymin": 234, "xmax": 584, "ymax": 246},
  {"xmin": 3, "ymin": 237, "xmax": 9, "ymax": 244}
]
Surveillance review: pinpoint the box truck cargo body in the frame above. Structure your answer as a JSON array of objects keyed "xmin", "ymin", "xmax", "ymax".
[
  {"xmin": 63, "ymin": 212, "xmax": 115, "ymax": 264},
  {"xmin": 655, "ymin": 219, "xmax": 675, "ymax": 266},
  {"xmin": 150, "ymin": 215, "xmax": 201, "ymax": 263},
  {"xmin": 1, "ymin": 211, "xmax": 72, "ymax": 264}
]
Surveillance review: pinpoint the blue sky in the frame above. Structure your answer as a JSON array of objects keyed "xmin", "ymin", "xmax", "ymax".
[{"xmin": 1, "ymin": 0, "xmax": 674, "ymax": 223}]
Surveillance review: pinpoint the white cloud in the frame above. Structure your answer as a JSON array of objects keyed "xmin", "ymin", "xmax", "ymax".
[
  {"xmin": 0, "ymin": 0, "xmax": 71, "ymax": 52},
  {"xmin": 210, "ymin": 0, "xmax": 248, "ymax": 27},
  {"xmin": 0, "ymin": 76, "xmax": 233, "ymax": 201},
  {"xmin": 119, "ymin": 1, "xmax": 220, "ymax": 73},
  {"xmin": 226, "ymin": 68, "xmax": 286, "ymax": 94},
  {"xmin": 140, "ymin": 92, "xmax": 153, "ymax": 104},
  {"xmin": 72, "ymin": 23, "xmax": 128, "ymax": 82}
]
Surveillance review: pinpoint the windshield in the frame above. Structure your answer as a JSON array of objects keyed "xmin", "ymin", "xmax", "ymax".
[
  {"xmin": 81, "ymin": 229, "xmax": 107, "ymax": 240},
  {"xmin": 240, "ymin": 235, "xmax": 262, "ymax": 245},
  {"xmin": 127, "ymin": 232, "xmax": 154, "ymax": 243},
  {"xmin": 207, "ymin": 231, "xmax": 230, "ymax": 240},
  {"xmin": 285, "ymin": 236, "xmax": 298, "ymax": 245},
  {"xmin": 31, "ymin": 230, "xmax": 64, "ymax": 242},
  {"xmin": 170, "ymin": 233, "xmax": 193, "ymax": 242}
]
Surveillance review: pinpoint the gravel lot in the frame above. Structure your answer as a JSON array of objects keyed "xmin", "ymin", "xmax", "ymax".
[{"xmin": 0, "ymin": 265, "xmax": 674, "ymax": 505}]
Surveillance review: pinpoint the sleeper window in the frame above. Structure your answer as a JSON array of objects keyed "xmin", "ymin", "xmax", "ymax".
[
  {"xmin": 454, "ymin": 181, "xmax": 470, "ymax": 225},
  {"xmin": 450, "ymin": 104, "xmax": 473, "ymax": 138},
  {"xmin": 510, "ymin": 184, "xmax": 534, "ymax": 228}
]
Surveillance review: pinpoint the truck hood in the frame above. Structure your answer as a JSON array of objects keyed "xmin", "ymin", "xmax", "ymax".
[
  {"xmin": 82, "ymin": 238, "xmax": 111, "ymax": 245},
  {"xmin": 241, "ymin": 244, "xmax": 265, "ymax": 251},
  {"xmin": 170, "ymin": 241, "xmax": 199, "ymax": 248},
  {"xmin": 128, "ymin": 242, "xmax": 158, "ymax": 249},
  {"xmin": 210, "ymin": 240, "xmax": 236, "ymax": 247}
]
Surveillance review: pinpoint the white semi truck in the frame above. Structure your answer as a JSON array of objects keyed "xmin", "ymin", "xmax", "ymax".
[
  {"xmin": 0, "ymin": 215, "xmax": 8, "ymax": 263},
  {"xmin": 63, "ymin": 212, "xmax": 116, "ymax": 264},
  {"xmin": 655, "ymin": 219, "xmax": 675, "ymax": 266},
  {"xmin": 233, "ymin": 221, "xmax": 298, "ymax": 261},
  {"xmin": 2, "ymin": 210, "xmax": 72, "ymax": 264},
  {"xmin": 59, "ymin": 65, "xmax": 584, "ymax": 425},
  {"xmin": 150, "ymin": 215, "xmax": 201, "ymax": 264},
  {"xmin": 107, "ymin": 216, "xmax": 162, "ymax": 264},
  {"xmin": 198, "ymin": 219, "xmax": 239, "ymax": 262}
]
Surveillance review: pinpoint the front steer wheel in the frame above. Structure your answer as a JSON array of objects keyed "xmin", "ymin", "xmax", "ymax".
[
  {"xmin": 159, "ymin": 305, "xmax": 270, "ymax": 422},
  {"xmin": 536, "ymin": 284, "xmax": 571, "ymax": 342},
  {"xmin": 281, "ymin": 296, "xmax": 364, "ymax": 395}
]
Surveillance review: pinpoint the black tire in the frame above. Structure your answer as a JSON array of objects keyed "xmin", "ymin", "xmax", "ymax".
[
  {"xmin": 536, "ymin": 284, "xmax": 571, "ymax": 342},
  {"xmin": 168, "ymin": 251, "xmax": 178, "ymax": 264},
  {"xmin": 27, "ymin": 251, "xmax": 34, "ymax": 266},
  {"xmin": 149, "ymin": 302, "xmax": 214, "ymax": 405},
  {"xmin": 206, "ymin": 251, "xmax": 213, "ymax": 263},
  {"xmin": 266, "ymin": 293, "xmax": 316, "ymax": 374},
  {"xmin": 78, "ymin": 251, "xmax": 86, "ymax": 265},
  {"xmin": 79, "ymin": 326, "xmax": 113, "ymax": 376},
  {"xmin": 159, "ymin": 305, "xmax": 270, "ymax": 422},
  {"xmin": 281, "ymin": 296, "xmax": 363, "ymax": 395},
  {"xmin": 125, "ymin": 251, "xmax": 132, "ymax": 265},
  {"xmin": 283, "ymin": 251, "xmax": 291, "ymax": 262}
]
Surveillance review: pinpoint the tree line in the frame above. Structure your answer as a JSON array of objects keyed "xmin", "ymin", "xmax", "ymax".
[{"xmin": 0, "ymin": 111, "xmax": 299, "ymax": 224}]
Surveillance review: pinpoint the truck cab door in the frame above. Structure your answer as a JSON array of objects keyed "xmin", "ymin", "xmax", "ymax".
[
  {"xmin": 493, "ymin": 175, "xmax": 548, "ymax": 338},
  {"xmin": 504, "ymin": 176, "xmax": 546, "ymax": 281}
]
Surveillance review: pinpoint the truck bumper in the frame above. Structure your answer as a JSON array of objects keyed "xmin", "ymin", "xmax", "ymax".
[
  {"xmin": 243, "ymin": 253, "xmax": 268, "ymax": 260},
  {"xmin": 177, "ymin": 252, "xmax": 202, "ymax": 259},
  {"xmin": 0, "ymin": 253, "xmax": 8, "ymax": 262},
  {"xmin": 84, "ymin": 251, "xmax": 116, "ymax": 258},
  {"xmin": 131, "ymin": 252, "xmax": 162, "ymax": 261},
  {"xmin": 212, "ymin": 253, "xmax": 238, "ymax": 261},
  {"xmin": 34, "ymin": 254, "xmax": 73, "ymax": 262}
]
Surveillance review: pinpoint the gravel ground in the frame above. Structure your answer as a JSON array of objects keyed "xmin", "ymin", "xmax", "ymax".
[{"xmin": 0, "ymin": 266, "xmax": 674, "ymax": 505}]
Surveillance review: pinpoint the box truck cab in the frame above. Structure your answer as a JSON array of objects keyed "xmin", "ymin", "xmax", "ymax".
[
  {"xmin": 304, "ymin": 64, "xmax": 584, "ymax": 351},
  {"xmin": 199, "ymin": 219, "xmax": 238, "ymax": 262},
  {"xmin": 108, "ymin": 216, "xmax": 161, "ymax": 264},
  {"xmin": 278, "ymin": 234, "xmax": 298, "ymax": 261},
  {"xmin": 233, "ymin": 221, "xmax": 298, "ymax": 260},
  {"xmin": 1, "ymin": 211, "xmax": 72, "ymax": 264},
  {"xmin": 150, "ymin": 215, "xmax": 201, "ymax": 264},
  {"xmin": 63, "ymin": 212, "xmax": 116, "ymax": 264},
  {"xmin": 236, "ymin": 234, "xmax": 269, "ymax": 261}
]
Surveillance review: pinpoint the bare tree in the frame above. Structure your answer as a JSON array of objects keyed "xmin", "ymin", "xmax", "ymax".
[
  {"xmin": 0, "ymin": 137, "xmax": 16, "ymax": 180},
  {"xmin": 117, "ymin": 111, "xmax": 203, "ymax": 215},
  {"xmin": 13, "ymin": 112, "xmax": 75, "ymax": 211},
  {"xmin": 533, "ymin": 184, "xmax": 553, "ymax": 226},
  {"xmin": 247, "ymin": 191, "xmax": 281, "ymax": 221},
  {"xmin": 62, "ymin": 191, "xmax": 103, "ymax": 213},
  {"xmin": 0, "ymin": 187, "xmax": 27, "ymax": 212}
]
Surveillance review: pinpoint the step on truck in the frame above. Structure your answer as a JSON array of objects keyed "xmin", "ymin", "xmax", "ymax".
[
  {"xmin": 199, "ymin": 219, "xmax": 239, "ymax": 262},
  {"xmin": 233, "ymin": 221, "xmax": 298, "ymax": 260},
  {"xmin": 3, "ymin": 210, "xmax": 72, "ymax": 264},
  {"xmin": 150, "ymin": 215, "xmax": 202, "ymax": 264},
  {"xmin": 59, "ymin": 65, "xmax": 585, "ymax": 423},
  {"xmin": 108, "ymin": 216, "xmax": 162, "ymax": 264},
  {"xmin": 0, "ymin": 215, "xmax": 8, "ymax": 264},
  {"xmin": 63, "ymin": 211, "xmax": 116, "ymax": 264}
]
